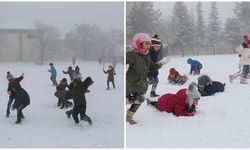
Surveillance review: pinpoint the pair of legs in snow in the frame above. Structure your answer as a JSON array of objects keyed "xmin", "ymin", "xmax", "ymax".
[
  {"xmin": 126, "ymin": 92, "xmax": 145, "ymax": 125},
  {"xmin": 55, "ymin": 90, "xmax": 73, "ymax": 109},
  {"xmin": 229, "ymin": 65, "xmax": 250, "ymax": 84},
  {"xmin": 65, "ymin": 101, "xmax": 92, "ymax": 125},
  {"xmin": 50, "ymin": 75, "xmax": 58, "ymax": 86},
  {"xmin": 148, "ymin": 76, "xmax": 159, "ymax": 97},
  {"xmin": 106, "ymin": 80, "xmax": 115, "ymax": 90}
]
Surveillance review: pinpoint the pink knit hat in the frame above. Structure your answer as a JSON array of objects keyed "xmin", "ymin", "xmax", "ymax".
[{"xmin": 132, "ymin": 33, "xmax": 151, "ymax": 55}]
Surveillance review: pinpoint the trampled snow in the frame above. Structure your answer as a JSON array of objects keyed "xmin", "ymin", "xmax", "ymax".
[
  {"xmin": 127, "ymin": 54, "xmax": 250, "ymax": 148},
  {"xmin": 0, "ymin": 61, "xmax": 124, "ymax": 148}
]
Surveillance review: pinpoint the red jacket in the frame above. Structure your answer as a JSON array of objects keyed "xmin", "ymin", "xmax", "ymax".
[
  {"xmin": 103, "ymin": 68, "xmax": 116, "ymax": 81},
  {"xmin": 157, "ymin": 89, "xmax": 191, "ymax": 117}
]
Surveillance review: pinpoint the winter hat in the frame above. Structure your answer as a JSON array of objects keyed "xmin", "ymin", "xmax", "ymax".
[
  {"xmin": 187, "ymin": 58, "xmax": 192, "ymax": 64},
  {"xmin": 62, "ymin": 78, "xmax": 67, "ymax": 82},
  {"xmin": 186, "ymin": 82, "xmax": 200, "ymax": 107},
  {"xmin": 169, "ymin": 68, "xmax": 176, "ymax": 75},
  {"xmin": 6, "ymin": 72, "xmax": 14, "ymax": 80},
  {"xmin": 68, "ymin": 66, "xmax": 72, "ymax": 70},
  {"xmin": 49, "ymin": 62, "xmax": 53, "ymax": 66},
  {"xmin": 75, "ymin": 66, "xmax": 79, "ymax": 71},
  {"xmin": 243, "ymin": 34, "xmax": 249, "ymax": 43},
  {"xmin": 151, "ymin": 34, "xmax": 161, "ymax": 47},
  {"xmin": 132, "ymin": 33, "xmax": 151, "ymax": 55}
]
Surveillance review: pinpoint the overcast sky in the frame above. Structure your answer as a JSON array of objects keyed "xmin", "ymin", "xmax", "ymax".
[
  {"xmin": 0, "ymin": 2, "xmax": 124, "ymax": 35},
  {"xmin": 154, "ymin": 2, "xmax": 235, "ymax": 26}
]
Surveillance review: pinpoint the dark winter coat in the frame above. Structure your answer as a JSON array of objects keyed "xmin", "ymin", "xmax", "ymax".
[
  {"xmin": 187, "ymin": 58, "xmax": 202, "ymax": 73},
  {"xmin": 103, "ymin": 67, "xmax": 116, "ymax": 81},
  {"xmin": 10, "ymin": 82, "xmax": 30, "ymax": 109},
  {"xmin": 69, "ymin": 77, "xmax": 93, "ymax": 107},
  {"xmin": 148, "ymin": 47, "xmax": 162, "ymax": 78},
  {"xmin": 55, "ymin": 80, "xmax": 69, "ymax": 99},
  {"xmin": 63, "ymin": 67, "xmax": 74, "ymax": 81},
  {"xmin": 157, "ymin": 89, "xmax": 192, "ymax": 117},
  {"xmin": 126, "ymin": 51, "xmax": 161, "ymax": 96},
  {"xmin": 198, "ymin": 81, "xmax": 225, "ymax": 96},
  {"xmin": 7, "ymin": 75, "xmax": 23, "ymax": 99}
]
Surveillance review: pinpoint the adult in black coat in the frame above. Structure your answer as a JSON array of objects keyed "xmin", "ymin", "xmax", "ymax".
[
  {"xmin": 10, "ymin": 82, "xmax": 30, "ymax": 124},
  {"xmin": 66, "ymin": 77, "xmax": 94, "ymax": 124},
  {"xmin": 197, "ymin": 75, "xmax": 225, "ymax": 96}
]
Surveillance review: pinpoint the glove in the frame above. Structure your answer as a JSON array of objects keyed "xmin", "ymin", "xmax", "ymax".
[{"xmin": 157, "ymin": 56, "xmax": 170, "ymax": 65}]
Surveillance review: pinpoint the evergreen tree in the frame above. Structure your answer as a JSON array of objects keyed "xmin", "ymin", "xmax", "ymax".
[
  {"xmin": 127, "ymin": 2, "xmax": 162, "ymax": 44},
  {"xmin": 195, "ymin": 2, "xmax": 206, "ymax": 50},
  {"xmin": 233, "ymin": 2, "xmax": 250, "ymax": 34},
  {"xmin": 224, "ymin": 17, "xmax": 241, "ymax": 49},
  {"xmin": 207, "ymin": 2, "xmax": 221, "ymax": 54}
]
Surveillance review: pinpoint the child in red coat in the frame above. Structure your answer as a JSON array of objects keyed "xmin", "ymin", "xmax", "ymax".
[
  {"xmin": 167, "ymin": 68, "xmax": 188, "ymax": 85},
  {"xmin": 103, "ymin": 65, "xmax": 116, "ymax": 90},
  {"xmin": 147, "ymin": 82, "xmax": 200, "ymax": 116}
]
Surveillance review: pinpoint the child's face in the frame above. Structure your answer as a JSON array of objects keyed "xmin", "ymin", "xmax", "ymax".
[
  {"xmin": 141, "ymin": 41, "xmax": 151, "ymax": 50},
  {"xmin": 153, "ymin": 45, "xmax": 161, "ymax": 51}
]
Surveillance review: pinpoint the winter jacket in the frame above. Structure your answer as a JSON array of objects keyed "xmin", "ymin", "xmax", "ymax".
[
  {"xmin": 157, "ymin": 89, "xmax": 191, "ymax": 117},
  {"xmin": 126, "ymin": 51, "xmax": 161, "ymax": 95},
  {"xmin": 49, "ymin": 66, "xmax": 57, "ymax": 77},
  {"xmin": 103, "ymin": 68, "xmax": 116, "ymax": 81},
  {"xmin": 63, "ymin": 68, "xmax": 74, "ymax": 81},
  {"xmin": 187, "ymin": 58, "xmax": 202, "ymax": 74},
  {"xmin": 69, "ymin": 77, "xmax": 93, "ymax": 107},
  {"xmin": 168, "ymin": 71, "xmax": 188, "ymax": 85},
  {"xmin": 198, "ymin": 81, "xmax": 225, "ymax": 96},
  {"xmin": 10, "ymin": 82, "xmax": 30, "ymax": 108},
  {"xmin": 55, "ymin": 80, "xmax": 69, "ymax": 99},
  {"xmin": 237, "ymin": 45, "xmax": 250, "ymax": 65},
  {"xmin": 7, "ymin": 75, "xmax": 23, "ymax": 99},
  {"xmin": 148, "ymin": 47, "xmax": 162, "ymax": 78}
]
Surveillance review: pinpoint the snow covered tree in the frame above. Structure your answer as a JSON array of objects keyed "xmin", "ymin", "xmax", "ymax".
[
  {"xmin": 233, "ymin": 2, "xmax": 250, "ymax": 34},
  {"xmin": 171, "ymin": 2, "xmax": 195, "ymax": 56},
  {"xmin": 207, "ymin": 2, "xmax": 221, "ymax": 54},
  {"xmin": 127, "ymin": 2, "xmax": 162, "ymax": 44},
  {"xmin": 195, "ymin": 2, "xmax": 206, "ymax": 54},
  {"xmin": 224, "ymin": 17, "xmax": 241, "ymax": 50}
]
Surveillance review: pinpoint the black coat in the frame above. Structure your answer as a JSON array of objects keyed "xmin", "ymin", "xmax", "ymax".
[
  {"xmin": 148, "ymin": 47, "xmax": 161, "ymax": 78},
  {"xmin": 198, "ymin": 81, "xmax": 225, "ymax": 96},
  {"xmin": 10, "ymin": 82, "xmax": 30, "ymax": 108},
  {"xmin": 69, "ymin": 77, "xmax": 93, "ymax": 106}
]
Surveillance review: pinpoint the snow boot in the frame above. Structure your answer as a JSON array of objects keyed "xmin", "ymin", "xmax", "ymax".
[
  {"xmin": 6, "ymin": 112, "xmax": 10, "ymax": 118},
  {"xmin": 240, "ymin": 77, "xmax": 248, "ymax": 84},
  {"xmin": 126, "ymin": 111, "xmax": 137, "ymax": 125},
  {"xmin": 81, "ymin": 114, "xmax": 93, "ymax": 125},
  {"xmin": 150, "ymin": 91, "xmax": 159, "ymax": 97}
]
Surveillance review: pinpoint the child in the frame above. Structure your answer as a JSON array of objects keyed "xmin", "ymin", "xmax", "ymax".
[
  {"xmin": 10, "ymin": 82, "xmax": 30, "ymax": 124},
  {"xmin": 148, "ymin": 34, "xmax": 163, "ymax": 97},
  {"xmin": 126, "ymin": 33, "xmax": 169, "ymax": 125},
  {"xmin": 66, "ymin": 77, "xmax": 94, "ymax": 125},
  {"xmin": 103, "ymin": 65, "xmax": 116, "ymax": 90},
  {"xmin": 167, "ymin": 68, "xmax": 188, "ymax": 85},
  {"xmin": 48, "ymin": 63, "xmax": 58, "ymax": 86},
  {"xmin": 197, "ymin": 75, "xmax": 225, "ymax": 96},
  {"xmin": 55, "ymin": 78, "xmax": 72, "ymax": 109},
  {"xmin": 147, "ymin": 82, "xmax": 200, "ymax": 117},
  {"xmin": 229, "ymin": 34, "xmax": 249, "ymax": 83},
  {"xmin": 72, "ymin": 66, "xmax": 82, "ymax": 80},
  {"xmin": 6, "ymin": 72, "xmax": 24, "ymax": 117},
  {"xmin": 63, "ymin": 66, "xmax": 74, "ymax": 82},
  {"xmin": 187, "ymin": 58, "xmax": 202, "ymax": 75}
]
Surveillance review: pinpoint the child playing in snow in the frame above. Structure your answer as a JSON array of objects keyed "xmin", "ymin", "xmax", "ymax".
[
  {"xmin": 72, "ymin": 66, "xmax": 82, "ymax": 80},
  {"xmin": 48, "ymin": 63, "xmax": 58, "ymax": 86},
  {"xmin": 187, "ymin": 58, "xmax": 202, "ymax": 75},
  {"xmin": 197, "ymin": 75, "xmax": 225, "ymax": 96},
  {"xmin": 126, "ymin": 33, "xmax": 170, "ymax": 125},
  {"xmin": 63, "ymin": 66, "xmax": 74, "ymax": 82},
  {"xmin": 103, "ymin": 65, "xmax": 116, "ymax": 90},
  {"xmin": 6, "ymin": 72, "xmax": 24, "ymax": 118},
  {"xmin": 55, "ymin": 78, "xmax": 73, "ymax": 109},
  {"xmin": 147, "ymin": 82, "xmax": 200, "ymax": 117},
  {"xmin": 167, "ymin": 68, "xmax": 188, "ymax": 85}
]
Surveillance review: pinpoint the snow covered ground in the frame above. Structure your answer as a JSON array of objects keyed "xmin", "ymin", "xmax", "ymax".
[
  {"xmin": 127, "ymin": 54, "xmax": 250, "ymax": 148},
  {"xmin": 0, "ymin": 61, "xmax": 124, "ymax": 148}
]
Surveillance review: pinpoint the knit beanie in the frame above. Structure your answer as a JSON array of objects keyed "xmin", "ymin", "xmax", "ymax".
[
  {"xmin": 169, "ymin": 68, "xmax": 176, "ymax": 75},
  {"xmin": 151, "ymin": 34, "xmax": 161, "ymax": 46},
  {"xmin": 186, "ymin": 82, "xmax": 200, "ymax": 107},
  {"xmin": 6, "ymin": 72, "xmax": 14, "ymax": 80}
]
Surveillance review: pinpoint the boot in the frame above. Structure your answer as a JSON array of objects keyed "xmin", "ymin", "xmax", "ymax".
[
  {"xmin": 240, "ymin": 77, "xmax": 248, "ymax": 84},
  {"xmin": 6, "ymin": 112, "xmax": 10, "ymax": 118},
  {"xmin": 126, "ymin": 111, "xmax": 137, "ymax": 125},
  {"xmin": 81, "ymin": 114, "xmax": 93, "ymax": 125},
  {"xmin": 15, "ymin": 117, "xmax": 21, "ymax": 124},
  {"xmin": 150, "ymin": 91, "xmax": 159, "ymax": 97},
  {"xmin": 229, "ymin": 75, "xmax": 236, "ymax": 83}
]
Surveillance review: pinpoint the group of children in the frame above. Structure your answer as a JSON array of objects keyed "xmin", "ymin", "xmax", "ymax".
[{"xmin": 126, "ymin": 32, "xmax": 227, "ymax": 125}]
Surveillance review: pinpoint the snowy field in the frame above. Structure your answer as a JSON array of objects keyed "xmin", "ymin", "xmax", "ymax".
[
  {"xmin": 0, "ymin": 61, "xmax": 124, "ymax": 148},
  {"xmin": 127, "ymin": 54, "xmax": 250, "ymax": 148}
]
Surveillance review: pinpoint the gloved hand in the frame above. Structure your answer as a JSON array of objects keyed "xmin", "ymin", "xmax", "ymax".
[{"xmin": 157, "ymin": 56, "xmax": 171, "ymax": 65}]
